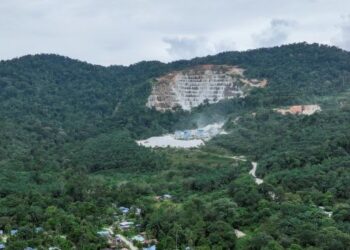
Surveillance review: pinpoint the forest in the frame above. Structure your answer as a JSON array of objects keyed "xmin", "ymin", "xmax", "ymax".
[{"xmin": 0, "ymin": 43, "xmax": 349, "ymax": 249}]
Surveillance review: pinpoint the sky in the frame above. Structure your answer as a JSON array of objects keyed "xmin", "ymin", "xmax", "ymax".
[{"xmin": 0, "ymin": 0, "xmax": 349, "ymax": 66}]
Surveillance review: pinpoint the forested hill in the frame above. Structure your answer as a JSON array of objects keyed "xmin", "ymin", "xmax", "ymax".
[
  {"xmin": 1, "ymin": 43, "xmax": 349, "ymax": 134},
  {"xmin": 0, "ymin": 43, "xmax": 350, "ymax": 249},
  {"xmin": 1, "ymin": 42, "xmax": 350, "ymax": 174}
]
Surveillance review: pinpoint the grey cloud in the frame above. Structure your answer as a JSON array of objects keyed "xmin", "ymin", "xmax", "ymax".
[
  {"xmin": 335, "ymin": 16, "xmax": 350, "ymax": 51},
  {"xmin": 163, "ymin": 37, "xmax": 212, "ymax": 60},
  {"xmin": 1, "ymin": 0, "xmax": 350, "ymax": 65},
  {"xmin": 253, "ymin": 19, "xmax": 296, "ymax": 48},
  {"xmin": 163, "ymin": 36, "xmax": 236, "ymax": 60}
]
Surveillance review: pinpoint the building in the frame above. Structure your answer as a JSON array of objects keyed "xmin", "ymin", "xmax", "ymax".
[
  {"xmin": 119, "ymin": 221, "xmax": 134, "ymax": 230},
  {"xmin": 97, "ymin": 230, "xmax": 111, "ymax": 238},
  {"xmin": 10, "ymin": 229, "xmax": 18, "ymax": 236},
  {"xmin": 119, "ymin": 207, "xmax": 130, "ymax": 214},
  {"xmin": 135, "ymin": 208, "xmax": 142, "ymax": 216},
  {"xmin": 163, "ymin": 194, "xmax": 172, "ymax": 200},
  {"xmin": 35, "ymin": 227, "xmax": 43, "ymax": 233},
  {"xmin": 143, "ymin": 246, "xmax": 156, "ymax": 250},
  {"xmin": 132, "ymin": 235, "xmax": 145, "ymax": 243},
  {"xmin": 174, "ymin": 130, "xmax": 192, "ymax": 140}
]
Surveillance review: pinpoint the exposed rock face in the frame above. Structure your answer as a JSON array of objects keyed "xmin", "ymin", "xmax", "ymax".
[
  {"xmin": 274, "ymin": 105, "xmax": 321, "ymax": 115},
  {"xmin": 147, "ymin": 65, "xmax": 267, "ymax": 111}
]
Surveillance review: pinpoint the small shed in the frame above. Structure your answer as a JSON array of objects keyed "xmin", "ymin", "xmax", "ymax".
[
  {"xmin": 132, "ymin": 235, "xmax": 145, "ymax": 243},
  {"xmin": 10, "ymin": 229, "xmax": 18, "ymax": 236}
]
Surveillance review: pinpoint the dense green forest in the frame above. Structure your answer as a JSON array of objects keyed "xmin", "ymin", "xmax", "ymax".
[{"xmin": 0, "ymin": 43, "xmax": 349, "ymax": 249}]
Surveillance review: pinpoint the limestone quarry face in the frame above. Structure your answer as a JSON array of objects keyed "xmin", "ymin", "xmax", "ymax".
[{"xmin": 147, "ymin": 65, "xmax": 267, "ymax": 111}]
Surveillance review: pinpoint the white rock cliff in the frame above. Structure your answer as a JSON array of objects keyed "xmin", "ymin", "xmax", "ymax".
[{"xmin": 147, "ymin": 64, "xmax": 267, "ymax": 111}]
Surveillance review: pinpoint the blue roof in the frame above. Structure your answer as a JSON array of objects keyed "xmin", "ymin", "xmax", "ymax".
[
  {"xmin": 0, "ymin": 243, "xmax": 5, "ymax": 249},
  {"xmin": 119, "ymin": 207, "xmax": 129, "ymax": 213},
  {"xmin": 143, "ymin": 246, "xmax": 156, "ymax": 250}
]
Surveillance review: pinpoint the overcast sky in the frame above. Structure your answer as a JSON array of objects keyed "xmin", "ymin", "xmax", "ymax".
[{"xmin": 0, "ymin": 0, "xmax": 349, "ymax": 65}]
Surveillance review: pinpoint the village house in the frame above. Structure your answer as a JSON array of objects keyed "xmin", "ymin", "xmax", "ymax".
[
  {"xmin": 143, "ymin": 245, "xmax": 156, "ymax": 250},
  {"xmin": 163, "ymin": 194, "xmax": 172, "ymax": 200},
  {"xmin": 132, "ymin": 234, "xmax": 145, "ymax": 243},
  {"xmin": 119, "ymin": 221, "xmax": 134, "ymax": 230},
  {"xmin": 97, "ymin": 229, "xmax": 112, "ymax": 238},
  {"xmin": 10, "ymin": 229, "xmax": 18, "ymax": 236},
  {"xmin": 119, "ymin": 206, "xmax": 130, "ymax": 214}
]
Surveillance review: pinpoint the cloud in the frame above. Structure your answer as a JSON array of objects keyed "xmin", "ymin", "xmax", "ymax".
[
  {"xmin": 163, "ymin": 36, "xmax": 236, "ymax": 60},
  {"xmin": 334, "ymin": 15, "xmax": 350, "ymax": 51},
  {"xmin": 253, "ymin": 19, "xmax": 296, "ymax": 48},
  {"xmin": 0, "ymin": 0, "xmax": 350, "ymax": 65}
]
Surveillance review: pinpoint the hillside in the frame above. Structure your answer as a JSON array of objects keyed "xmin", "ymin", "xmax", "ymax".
[{"xmin": 0, "ymin": 43, "xmax": 350, "ymax": 249}]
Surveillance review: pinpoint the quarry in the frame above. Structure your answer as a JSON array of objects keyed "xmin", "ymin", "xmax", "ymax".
[
  {"xmin": 274, "ymin": 105, "xmax": 321, "ymax": 115},
  {"xmin": 136, "ymin": 122, "xmax": 226, "ymax": 148},
  {"xmin": 147, "ymin": 64, "xmax": 267, "ymax": 111}
]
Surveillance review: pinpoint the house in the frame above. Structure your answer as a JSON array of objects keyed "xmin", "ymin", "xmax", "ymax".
[
  {"xmin": 143, "ymin": 246, "xmax": 156, "ymax": 250},
  {"xmin": 97, "ymin": 230, "xmax": 111, "ymax": 238},
  {"xmin": 163, "ymin": 194, "xmax": 172, "ymax": 200},
  {"xmin": 35, "ymin": 227, "xmax": 43, "ymax": 233},
  {"xmin": 154, "ymin": 196, "xmax": 162, "ymax": 201},
  {"xmin": 119, "ymin": 221, "xmax": 134, "ymax": 230},
  {"xmin": 0, "ymin": 230, "xmax": 3, "ymax": 235},
  {"xmin": 135, "ymin": 208, "xmax": 142, "ymax": 216},
  {"xmin": 24, "ymin": 247, "xmax": 37, "ymax": 250},
  {"xmin": 115, "ymin": 236, "xmax": 122, "ymax": 243},
  {"xmin": 155, "ymin": 194, "xmax": 173, "ymax": 201},
  {"xmin": 10, "ymin": 229, "xmax": 18, "ymax": 236},
  {"xmin": 0, "ymin": 244, "xmax": 5, "ymax": 249},
  {"xmin": 131, "ymin": 235, "xmax": 145, "ymax": 243},
  {"xmin": 174, "ymin": 130, "xmax": 192, "ymax": 140},
  {"xmin": 119, "ymin": 207, "xmax": 130, "ymax": 214}
]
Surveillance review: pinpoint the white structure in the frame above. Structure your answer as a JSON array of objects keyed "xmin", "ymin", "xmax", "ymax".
[
  {"xmin": 119, "ymin": 221, "xmax": 134, "ymax": 230},
  {"xmin": 319, "ymin": 206, "xmax": 333, "ymax": 217},
  {"xmin": 234, "ymin": 229, "xmax": 246, "ymax": 238},
  {"xmin": 137, "ymin": 122, "xmax": 226, "ymax": 148},
  {"xmin": 137, "ymin": 135, "xmax": 204, "ymax": 148}
]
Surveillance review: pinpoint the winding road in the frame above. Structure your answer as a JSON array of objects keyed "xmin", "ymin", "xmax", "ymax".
[
  {"xmin": 249, "ymin": 162, "xmax": 264, "ymax": 185},
  {"xmin": 117, "ymin": 234, "xmax": 138, "ymax": 250}
]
